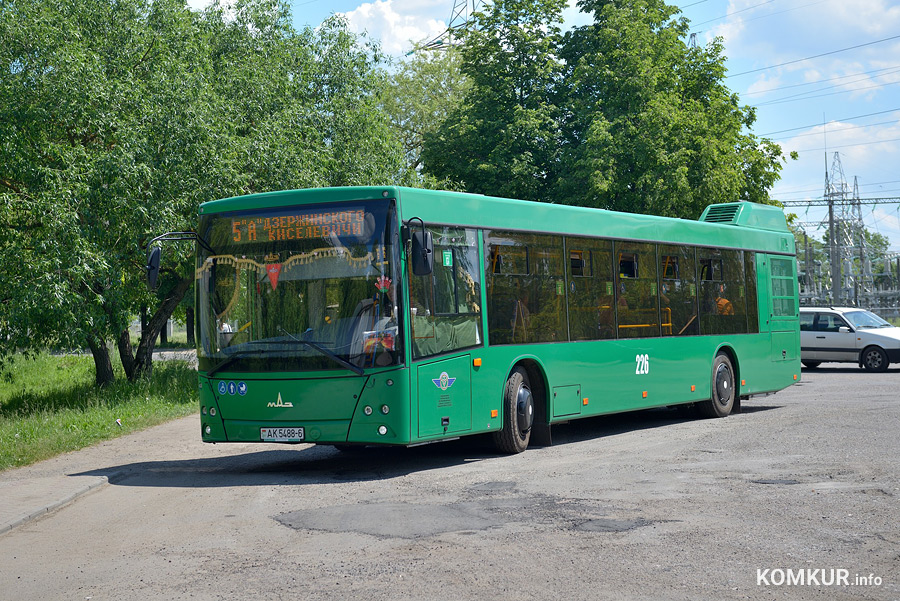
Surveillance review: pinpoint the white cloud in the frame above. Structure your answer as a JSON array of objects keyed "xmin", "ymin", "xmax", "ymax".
[{"xmin": 340, "ymin": 0, "xmax": 449, "ymax": 55}]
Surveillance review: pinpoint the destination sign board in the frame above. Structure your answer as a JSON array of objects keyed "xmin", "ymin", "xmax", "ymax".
[{"xmin": 230, "ymin": 209, "xmax": 366, "ymax": 243}]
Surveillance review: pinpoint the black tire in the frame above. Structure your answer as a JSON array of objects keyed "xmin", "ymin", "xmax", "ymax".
[
  {"xmin": 861, "ymin": 346, "xmax": 889, "ymax": 372},
  {"xmin": 801, "ymin": 361, "xmax": 821, "ymax": 369},
  {"xmin": 699, "ymin": 352, "xmax": 735, "ymax": 418},
  {"xmin": 493, "ymin": 366, "xmax": 533, "ymax": 454}
]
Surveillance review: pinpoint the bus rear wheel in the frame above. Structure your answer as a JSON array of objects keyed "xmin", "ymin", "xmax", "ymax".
[
  {"xmin": 493, "ymin": 366, "xmax": 533, "ymax": 454},
  {"xmin": 699, "ymin": 352, "xmax": 735, "ymax": 418}
]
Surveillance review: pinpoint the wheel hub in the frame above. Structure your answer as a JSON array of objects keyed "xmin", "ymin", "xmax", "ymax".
[
  {"xmin": 516, "ymin": 385, "xmax": 534, "ymax": 433},
  {"xmin": 715, "ymin": 364, "xmax": 732, "ymax": 406}
]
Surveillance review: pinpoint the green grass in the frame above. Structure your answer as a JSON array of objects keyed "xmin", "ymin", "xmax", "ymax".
[{"xmin": 0, "ymin": 353, "xmax": 197, "ymax": 471}]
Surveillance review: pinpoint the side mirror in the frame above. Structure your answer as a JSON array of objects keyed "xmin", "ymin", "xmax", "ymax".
[
  {"xmin": 411, "ymin": 228, "xmax": 434, "ymax": 276},
  {"xmin": 839, "ymin": 326, "xmax": 851, "ymax": 333},
  {"xmin": 146, "ymin": 246, "xmax": 161, "ymax": 290}
]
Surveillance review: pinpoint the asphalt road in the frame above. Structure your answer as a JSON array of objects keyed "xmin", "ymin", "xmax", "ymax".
[{"xmin": 1, "ymin": 365, "xmax": 897, "ymax": 601}]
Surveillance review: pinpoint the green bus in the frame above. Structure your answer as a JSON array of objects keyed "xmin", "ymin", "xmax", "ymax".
[{"xmin": 179, "ymin": 186, "xmax": 799, "ymax": 453}]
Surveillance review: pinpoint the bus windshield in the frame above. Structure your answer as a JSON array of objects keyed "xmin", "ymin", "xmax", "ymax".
[{"xmin": 195, "ymin": 199, "xmax": 401, "ymax": 374}]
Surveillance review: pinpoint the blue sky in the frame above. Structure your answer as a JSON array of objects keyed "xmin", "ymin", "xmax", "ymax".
[{"xmin": 198, "ymin": 1, "xmax": 900, "ymax": 252}]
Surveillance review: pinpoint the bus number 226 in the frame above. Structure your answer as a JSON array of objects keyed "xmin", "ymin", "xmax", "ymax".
[{"xmin": 635, "ymin": 354, "xmax": 650, "ymax": 375}]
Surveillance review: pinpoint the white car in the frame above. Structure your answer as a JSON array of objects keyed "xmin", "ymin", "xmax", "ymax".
[{"xmin": 799, "ymin": 307, "xmax": 900, "ymax": 372}]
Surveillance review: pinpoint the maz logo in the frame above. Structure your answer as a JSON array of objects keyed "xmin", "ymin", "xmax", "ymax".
[{"xmin": 267, "ymin": 393, "xmax": 293, "ymax": 408}]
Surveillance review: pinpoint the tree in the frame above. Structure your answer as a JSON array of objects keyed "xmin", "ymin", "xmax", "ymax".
[
  {"xmin": 422, "ymin": 0, "xmax": 567, "ymax": 202},
  {"xmin": 382, "ymin": 48, "xmax": 470, "ymax": 173},
  {"xmin": 0, "ymin": 0, "xmax": 406, "ymax": 385},
  {"xmin": 555, "ymin": 0, "xmax": 789, "ymax": 218}
]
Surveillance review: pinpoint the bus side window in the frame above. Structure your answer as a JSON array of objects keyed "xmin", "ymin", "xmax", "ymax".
[
  {"xmin": 409, "ymin": 227, "xmax": 483, "ymax": 359},
  {"xmin": 619, "ymin": 253, "xmax": 638, "ymax": 278},
  {"xmin": 659, "ymin": 245, "xmax": 698, "ymax": 337},
  {"xmin": 615, "ymin": 242, "xmax": 659, "ymax": 338}
]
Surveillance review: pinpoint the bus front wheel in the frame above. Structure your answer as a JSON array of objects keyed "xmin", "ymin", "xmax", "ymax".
[
  {"xmin": 493, "ymin": 366, "xmax": 533, "ymax": 454},
  {"xmin": 699, "ymin": 352, "xmax": 735, "ymax": 418}
]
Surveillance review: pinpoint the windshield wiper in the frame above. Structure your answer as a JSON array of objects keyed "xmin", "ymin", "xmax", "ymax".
[
  {"xmin": 278, "ymin": 326, "xmax": 365, "ymax": 376},
  {"xmin": 207, "ymin": 349, "xmax": 257, "ymax": 378}
]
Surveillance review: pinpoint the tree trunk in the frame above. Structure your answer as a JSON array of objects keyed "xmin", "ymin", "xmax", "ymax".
[
  {"xmin": 185, "ymin": 306, "xmax": 195, "ymax": 346},
  {"xmin": 131, "ymin": 274, "xmax": 193, "ymax": 380},
  {"xmin": 117, "ymin": 328, "xmax": 136, "ymax": 380},
  {"xmin": 160, "ymin": 320, "xmax": 169, "ymax": 345},
  {"xmin": 87, "ymin": 334, "xmax": 115, "ymax": 387}
]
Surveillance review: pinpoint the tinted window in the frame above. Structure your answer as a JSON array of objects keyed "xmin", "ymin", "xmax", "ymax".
[
  {"xmin": 698, "ymin": 248, "xmax": 749, "ymax": 334},
  {"xmin": 566, "ymin": 237, "xmax": 615, "ymax": 341},
  {"xmin": 485, "ymin": 231, "xmax": 566, "ymax": 344},
  {"xmin": 799, "ymin": 312, "xmax": 814, "ymax": 331},
  {"xmin": 770, "ymin": 257, "xmax": 796, "ymax": 317},
  {"xmin": 659, "ymin": 245, "xmax": 699, "ymax": 336},
  {"xmin": 745, "ymin": 252, "xmax": 760, "ymax": 333},
  {"xmin": 615, "ymin": 242, "xmax": 659, "ymax": 338}
]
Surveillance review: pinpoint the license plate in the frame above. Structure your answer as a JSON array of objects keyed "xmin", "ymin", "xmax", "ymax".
[{"xmin": 260, "ymin": 427, "xmax": 305, "ymax": 442}]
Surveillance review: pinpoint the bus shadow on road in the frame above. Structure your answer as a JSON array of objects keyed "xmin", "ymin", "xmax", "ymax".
[
  {"xmin": 70, "ymin": 406, "xmax": 783, "ymax": 488},
  {"xmin": 548, "ymin": 404, "xmax": 782, "ymax": 446},
  {"xmin": 70, "ymin": 442, "xmax": 499, "ymax": 488}
]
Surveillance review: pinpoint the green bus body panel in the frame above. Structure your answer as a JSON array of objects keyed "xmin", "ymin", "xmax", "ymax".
[
  {"xmin": 198, "ymin": 368, "xmax": 413, "ymax": 445},
  {"xmin": 552, "ymin": 385, "xmax": 583, "ymax": 418},
  {"xmin": 196, "ymin": 187, "xmax": 800, "ymax": 447},
  {"xmin": 416, "ymin": 355, "xmax": 473, "ymax": 437}
]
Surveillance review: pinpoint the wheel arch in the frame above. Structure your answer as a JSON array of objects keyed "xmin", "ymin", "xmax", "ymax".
[
  {"xmin": 859, "ymin": 344, "xmax": 889, "ymax": 372},
  {"xmin": 504, "ymin": 355, "xmax": 551, "ymax": 446}
]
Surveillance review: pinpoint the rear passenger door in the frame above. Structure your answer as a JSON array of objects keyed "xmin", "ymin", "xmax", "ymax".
[{"xmin": 812, "ymin": 312, "xmax": 857, "ymax": 362}]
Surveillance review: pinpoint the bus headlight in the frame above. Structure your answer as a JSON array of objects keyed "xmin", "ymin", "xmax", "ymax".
[
  {"xmin": 204, "ymin": 425, "xmax": 212, "ymax": 435},
  {"xmin": 378, "ymin": 425, "xmax": 388, "ymax": 436},
  {"xmin": 364, "ymin": 405, "xmax": 373, "ymax": 416},
  {"xmin": 381, "ymin": 404, "xmax": 390, "ymax": 415}
]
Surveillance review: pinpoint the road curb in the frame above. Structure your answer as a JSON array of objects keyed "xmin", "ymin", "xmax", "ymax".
[{"xmin": 0, "ymin": 476, "xmax": 111, "ymax": 536}]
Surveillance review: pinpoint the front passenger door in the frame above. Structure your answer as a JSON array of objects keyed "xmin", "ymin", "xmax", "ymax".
[{"xmin": 813, "ymin": 312, "xmax": 857, "ymax": 362}]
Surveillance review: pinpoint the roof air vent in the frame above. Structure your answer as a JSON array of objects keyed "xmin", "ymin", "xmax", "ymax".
[{"xmin": 700, "ymin": 203, "xmax": 741, "ymax": 224}]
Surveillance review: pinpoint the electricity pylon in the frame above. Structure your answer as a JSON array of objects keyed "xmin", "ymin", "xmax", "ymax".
[{"xmin": 417, "ymin": 0, "xmax": 484, "ymax": 51}]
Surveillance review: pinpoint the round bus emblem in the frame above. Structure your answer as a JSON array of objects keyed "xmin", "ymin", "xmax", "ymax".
[{"xmin": 432, "ymin": 371, "xmax": 456, "ymax": 391}]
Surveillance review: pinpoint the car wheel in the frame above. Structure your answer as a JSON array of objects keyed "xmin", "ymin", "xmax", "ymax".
[{"xmin": 861, "ymin": 346, "xmax": 889, "ymax": 372}]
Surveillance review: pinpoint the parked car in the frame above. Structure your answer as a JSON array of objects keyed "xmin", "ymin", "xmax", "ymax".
[{"xmin": 799, "ymin": 307, "xmax": 900, "ymax": 372}]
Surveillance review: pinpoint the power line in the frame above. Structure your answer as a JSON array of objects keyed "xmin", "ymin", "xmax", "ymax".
[
  {"xmin": 790, "ymin": 136, "xmax": 900, "ymax": 153},
  {"xmin": 727, "ymin": 34, "xmax": 900, "ymax": 78},
  {"xmin": 743, "ymin": 64, "xmax": 900, "ymax": 97},
  {"xmin": 768, "ymin": 119, "xmax": 900, "ymax": 141},
  {"xmin": 693, "ymin": 0, "xmax": 775, "ymax": 27},
  {"xmin": 758, "ymin": 107, "xmax": 900, "ymax": 136},
  {"xmin": 780, "ymin": 197, "xmax": 900, "ymax": 207},
  {"xmin": 753, "ymin": 78, "xmax": 900, "ymax": 107},
  {"xmin": 776, "ymin": 179, "xmax": 900, "ymax": 197},
  {"xmin": 690, "ymin": 0, "xmax": 829, "ymax": 37}
]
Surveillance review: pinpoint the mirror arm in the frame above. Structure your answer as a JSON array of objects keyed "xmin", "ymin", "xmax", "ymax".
[
  {"xmin": 403, "ymin": 217, "xmax": 432, "ymax": 273},
  {"xmin": 147, "ymin": 231, "xmax": 214, "ymax": 255}
]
